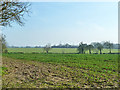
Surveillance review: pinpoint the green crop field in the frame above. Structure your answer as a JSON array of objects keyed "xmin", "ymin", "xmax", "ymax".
[
  {"xmin": 2, "ymin": 53, "xmax": 119, "ymax": 88},
  {"xmin": 3, "ymin": 53, "xmax": 118, "ymax": 71},
  {"xmin": 7, "ymin": 48, "xmax": 119, "ymax": 54},
  {"xmin": 7, "ymin": 48, "xmax": 77, "ymax": 53}
]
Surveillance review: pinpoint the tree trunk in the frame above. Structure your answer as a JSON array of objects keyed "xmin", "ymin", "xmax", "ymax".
[
  {"xmin": 109, "ymin": 49, "xmax": 111, "ymax": 53},
  {"xmin": 82, "ymin": 48, "xmax": 84, "ymax": 54},
  {"xmin": 89, "ymin": 49, "xmax": 91, "ymax": 54},
  {"xmin": 84, "ymin": 51, "xmax": 85, "ymax": 54},
  {"xmin": 100, "ymin": 49, "xmax": 102, "ymax": 54}
]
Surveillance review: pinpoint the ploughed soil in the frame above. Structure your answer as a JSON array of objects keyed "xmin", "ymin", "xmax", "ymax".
[{"xmin": 2, "ymin": 57, "xmax": 118, "ymax": 88}]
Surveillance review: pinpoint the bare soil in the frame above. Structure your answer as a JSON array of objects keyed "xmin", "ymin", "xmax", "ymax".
[{"xmin": 2, "ymin": 57, "xmax": 118, "ymax": 88}]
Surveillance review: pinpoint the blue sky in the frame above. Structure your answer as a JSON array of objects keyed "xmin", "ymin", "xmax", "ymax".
[{"xmin": 3, "ymin": 2, "xmax": 118, "ymax": 46}]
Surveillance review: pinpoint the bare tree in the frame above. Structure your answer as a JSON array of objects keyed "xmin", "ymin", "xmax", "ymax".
[
  {"xmin": 103, "ymin": 41, "xmax": 113, "ymax": 53},
  {"xmin": 77, "ymin": 42, "xmax": 87, "ymax": 54},
  {"xmin": 0, "ymin": 0, "xmax": 31, "ymax": 53},
  {"xmin": 95, "ymin": 43, "xmax": 103, "ymax": 54},
  {"xmin": 0, "ymin": 0, "xmax": 31, "ymax": 27},
  {"xmin": 44, "ymin": 44, "xmax": 51, "ymax": 53},
  {"xmin": 86, "ymin": 44, "xmax": 94, "ymax": 54},
  {"xmin": 0, "ymin": 34, "xmax": 7, "ymax": 53}
]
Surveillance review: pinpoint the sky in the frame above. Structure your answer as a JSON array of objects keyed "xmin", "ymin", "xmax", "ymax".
[{"xmin": 2, "ymin": 2, "xmax": 118, "ymax": 46}]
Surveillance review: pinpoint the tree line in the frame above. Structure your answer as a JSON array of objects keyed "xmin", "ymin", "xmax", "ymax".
[
  {"xmin": 77, "ymin": 42, "xmax": 114, "ymax": 54},
  {"xmin": 7, "ymin": 42, "xmax": 120, "ymax": 49},
  {"xmin": 43, "ymin": 41, "xmax": 119, "ymax": 54},
  {"xmin": 1, "ymin": 34, "xmax": 120, "ymax": 54}
]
